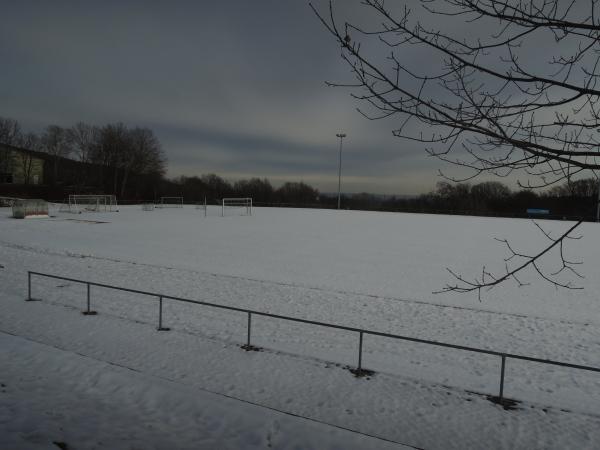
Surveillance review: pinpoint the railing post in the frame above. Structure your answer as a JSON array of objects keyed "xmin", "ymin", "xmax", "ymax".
[
  {"xmin": 157, "ymin": 296, "xmax": 170, "ymax": 331},
  {"xmin": 242, "ymin": 311, "xmax": 256, "ymax": 351},
  {"xmin": 499, "ymin": 354, "xmax": 506, "ymax": 401},
  {"xmin": 358, "ymin": 331, "xmax": 364, "ymax": 371},
  {"xmin": 82, "ymin": 282, "xmax": 97, "ymax": 315},
  {"xmin": 247, "ymin": 312, "xmax": 252, "ymax": 347}
]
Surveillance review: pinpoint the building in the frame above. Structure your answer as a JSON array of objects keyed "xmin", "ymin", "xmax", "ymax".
[{"xmin": 0, "ymin": 143, "xmax": 45, "ymax": 185}]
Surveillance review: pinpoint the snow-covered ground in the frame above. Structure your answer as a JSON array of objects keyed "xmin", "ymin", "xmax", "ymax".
[{"xmin": 1, "ymin": 205, "xmax": 599, "ymax": 449}]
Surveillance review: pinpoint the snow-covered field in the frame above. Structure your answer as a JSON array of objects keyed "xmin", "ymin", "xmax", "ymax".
[{"xmin": 1, "ymin": 205, "xmax": 599, "ymax": 449}]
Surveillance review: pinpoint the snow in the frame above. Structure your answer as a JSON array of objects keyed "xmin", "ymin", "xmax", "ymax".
[
  {"xmin": 1, "ymin": 205, "xmax": 600, "ymax": 449},
  {"xmin": 1, "ymin": 332, "xmax": 408, "ymax": 450}
]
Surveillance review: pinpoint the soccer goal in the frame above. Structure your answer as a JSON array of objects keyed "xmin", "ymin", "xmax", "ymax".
[
  {"xmin": 68, "ymin": 195, "xmax": 118, "ymax": 213},
  {"xmin": 222, "ymin": 197, "xmax": 252, "ymax": 216},
  {"xmin": 195, "ymin": 197, "xmax": 207, "ymax": 217},
  {"xmin": 156, "ymin": 196, "xmax": 184, "ymax": 208},
  {"xmin": 12, "ymin": 199, "xmax": 49, "ymax": 219}
]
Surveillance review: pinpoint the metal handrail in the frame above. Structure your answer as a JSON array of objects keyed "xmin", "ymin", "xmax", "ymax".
[{"xmin": 27, "ymin": 270, "xmax": 600, "ymax": 404}]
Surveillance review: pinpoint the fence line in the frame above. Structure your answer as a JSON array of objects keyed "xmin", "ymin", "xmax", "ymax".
[{"xmin": 27, "ymin": 270, "xmax": 600, "ymax": 406}]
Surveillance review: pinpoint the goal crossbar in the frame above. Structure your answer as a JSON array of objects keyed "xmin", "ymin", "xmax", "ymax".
[
  {"xmin": 156, "ymin": 196, "xmax": 184, "ymax": 208},
  {"xmin": 222, "ymin": 197, "xmax": 252, "ymax": 216},
  {"xmin": 67, "ymin": 195, "xmax": 118, "ymax": 213}
]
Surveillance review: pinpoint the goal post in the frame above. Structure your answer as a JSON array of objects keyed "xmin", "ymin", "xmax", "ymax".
[
  {"xmin": 222, "ymin": 197, "xmax": 252, "ymax": 216},
  {"xmin": 67, "ymin": 195, "xmax": 118, "ymax": 213},
  {"xmin": 195, "ymin": 196, "xmax": 207, "ymax": 217},
  {"xmin": 156, "ymin": 196, "xmax": 184, "ymax": 208}
]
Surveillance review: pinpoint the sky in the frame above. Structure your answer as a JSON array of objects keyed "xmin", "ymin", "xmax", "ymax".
[{"xmin": 0, "ymin": 1, "xmax": 588, "ymax": 195}]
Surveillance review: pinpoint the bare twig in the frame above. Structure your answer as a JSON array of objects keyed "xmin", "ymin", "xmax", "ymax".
[{"xmin": 434, "ymin": 220, "xmax": 584, "ymax": 298}]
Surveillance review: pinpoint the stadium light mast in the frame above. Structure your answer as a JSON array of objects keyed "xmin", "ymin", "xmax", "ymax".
[
  {"xmin": 597, "ymin": 129, "xmax": 600, "ymax": 223},
  {"xmin": 597, "ymin": 176, "xmax": 600, "ymax": 222},
  {"xmin": 336, "ymin": 133, "xmax": 346, "ymax": 209}
]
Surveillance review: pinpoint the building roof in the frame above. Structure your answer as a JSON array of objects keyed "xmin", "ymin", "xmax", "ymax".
[{"xmin": 0, "ymin": 142, "xmax": 51, "ymax": 161}]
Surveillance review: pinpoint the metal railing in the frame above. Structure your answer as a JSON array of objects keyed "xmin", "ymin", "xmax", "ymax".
[{"xmin": 27, "ymin": 270, "xmax": 600, "ymax": 405}]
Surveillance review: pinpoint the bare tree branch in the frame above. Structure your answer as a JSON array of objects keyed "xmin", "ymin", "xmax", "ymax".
[
  {"xmin": 311, "ymin": 0, "xmax": 598, "ymax": 295},
  {"xmin": 434, "ymin": 220, "xmax": 584, "ymax": 299}
]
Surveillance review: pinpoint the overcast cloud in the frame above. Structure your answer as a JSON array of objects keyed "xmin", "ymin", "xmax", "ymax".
[{"xmin": 0, "ymin": 0, "xmax": 572, "ymax": 194}]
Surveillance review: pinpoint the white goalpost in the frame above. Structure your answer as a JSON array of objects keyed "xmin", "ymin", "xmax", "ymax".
[
  {"xmin": 67, "ymin": 195, "xmax": 118, "ymax": 213},
  {"xmin": 156, "ymin": 196, "xmax": 184, "ymax": 208},
  {"xmin": 195, "ymin": 197, "xmax": 207, "ymax": 217},
  {"xmin": 222, "ymin": 198, "xmax": 252, "ymax": 216}
]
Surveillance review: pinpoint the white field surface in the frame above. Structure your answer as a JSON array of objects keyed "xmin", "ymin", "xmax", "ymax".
[{"xmin": 1, "ymin": 205, "xmax": 600, "ymax": 449}]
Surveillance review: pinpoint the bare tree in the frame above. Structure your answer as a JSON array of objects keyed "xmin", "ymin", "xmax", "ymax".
[
  {"xmin": 41, "ymin": 125, "xmax": 71, "ymax": 185},
  {"xmin": 311, "ymin": 0, "xmax": 598, "ymax": 295},
  {"xmin": 471, "ymin": 182, "xmax": 511, "ymax": 202},
  {"xmin": 66, "ymin": 122, "xmax": 99, "ymax": 188},
  {"xmin": 547, "ymin": 177, "xmax": 598, "ymax": 198},
  {"xmin": 201, "ymin": 174, "xmax": 233, "ymax": 199},
  {"xmin": 93, "ymin": 123, "xmax": 131, "ymax": 194},
  {"xmin": 67, "ymin": 122, "xmax": 98, "ymax": 164},
  {"xmin": 91, "ymin": 124, "xmax": 166, "ymax": 197},
  {"xmin": 0, "ymin": 117, "xmax": 22, "ymax": 146},
  {"xmin": 120, "ymin": 127, "xmax": 165, "ymax": 197},
  {"xmin": 234, "ymin": 178, "xmax": 275, "ymax": 202},
  {"xmin": 16, "ymin": 132, "xmax": 41, "ymax": 184},
  {"xmin": 276, "ymin": 182, "xmax": 320, "ymax": 204},
  {"xmin": 0, "ymin": 117, "xmax": 22, "ymax": 177}
]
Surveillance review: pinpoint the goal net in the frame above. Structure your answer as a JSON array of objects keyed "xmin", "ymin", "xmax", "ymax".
[
  {"xmin": 156, "ymin": 196, "xmax": 184, "ymax": 208},
  {"xmin": 67, "ymin": 195, "xmax": 118, "ymax": 213},
  {"xmin": 222, "ymin": 198, "xmax": 252, "ymax": 216},
  {"xmin": 12, "ymin": 199, "xmax": 49, "ymax": 219}
]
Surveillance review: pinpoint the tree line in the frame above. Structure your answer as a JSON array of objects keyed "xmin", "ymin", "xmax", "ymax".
[
  {"xmin": 1, "ymin": 115, "xmax": 597, "ymax": 218},
  {"xmin": 164, "ymin": 176, "xmax": 600, "ymax": 220},
  {"xmin": 0, "ymin": 115, "xmax": 322, "ymax": 204},
  {"xmin": 343, "ymin": 180, "xmax": 599, "ymax": 221},
  {"xmin": 162, "ymin": 175, "xmax": 320, "ymax": 206},
  {"xmin": 0, "ymin": 116, "xmax": 165, "ymax": 199}
]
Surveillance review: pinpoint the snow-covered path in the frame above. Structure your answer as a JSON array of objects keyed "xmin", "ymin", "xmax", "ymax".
[{"xmin": 1, "ymin": 332, "xmax": 412, "ymax": 450}]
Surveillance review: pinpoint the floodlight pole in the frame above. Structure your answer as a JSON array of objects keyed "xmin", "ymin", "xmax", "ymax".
[
  {"xmin": 594, "ymin": 128, "xmax": 600, "ymax": 222},
  {"xmin": 596, "ymin": 177, "xmax": 600, "ymax": 222},
  {"xmin": 336, "ymin": 133, "xmax": 346, "ymax": 210}
]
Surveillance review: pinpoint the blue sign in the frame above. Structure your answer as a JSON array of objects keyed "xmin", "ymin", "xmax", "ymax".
[{"xmin": 526, "ymin": 208, "xmax": 550, "ymax": 215}]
